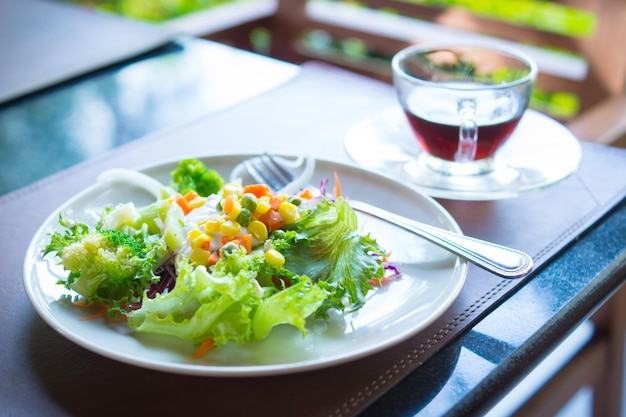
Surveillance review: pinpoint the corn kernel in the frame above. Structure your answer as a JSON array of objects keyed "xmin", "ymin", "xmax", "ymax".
[
  {"xmin": 278, "ymin": 202, "xmax": 299, "ymax": 224},
  {"xmin": 188, "ymin": 197, "xmax": 206, "ymax": 209},
  {"xmin": 222, "ymin": 182, "xmax": 243, "ymax": 197},
  {"xmin": 265, "ymin": 249, "xmax": 285, "ymax": 266},
  {"xmin": 188, "ymin": 228, "xmax": 203, "ymax": 240},
  {"xmin": 255, "ymin": 196, "xmax": 271, "ymax": 214},
  {"xmin": 190, "ymin": 248, "xmax": 212, "ymax": 266},
  {"xmin": 204, "ymin": 214, "xmax": 225, "ymax": 233},
  {"xmin": 247, "ymin": 220, "xmax": 268, "ymax": 241},
  {"xmin": 220, "ymin": 220, "xmax": 241, "ymax": 237},
  {"xmin": 191, "ymin": 233, "xmax": 210, "ymax": 250}
]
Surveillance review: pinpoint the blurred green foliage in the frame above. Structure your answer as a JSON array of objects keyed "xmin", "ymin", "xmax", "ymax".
[
  {"xmin": 396, "ymin": 0, "xmax": 597, "ymax": 37},
  {"xmin": 59, "ymin": 0, "xmax": 250, "ymax": 22},
  {"xmin": 58, "ymin": 0, "xmax": 588, "ymax": 119}
]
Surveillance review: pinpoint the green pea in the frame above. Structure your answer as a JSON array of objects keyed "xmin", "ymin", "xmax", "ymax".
[
  {"xmin": 240, "ymin": 193, "xmax": 258, "ymax": 212},
  {"xmin": 221, "ymin": 241, "xmax": 240, "ymax": 257},
  {"xmin": 287, "ymin": 196, "xmax": 302, "ymax": 206},
  {"xmin": 236, "ymin": 208, "xmax": 252, "ymax": 226}
]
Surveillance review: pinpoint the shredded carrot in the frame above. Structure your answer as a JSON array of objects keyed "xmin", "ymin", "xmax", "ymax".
[
  {"xmin": 368, "ymin": 275, "xmax": 401, "ymax": 287},
  {"xmin": 333, "ymin": 171, "xmax": 341, "ymax": 198},
  {"xmin": 80, "ymin": 307, "xmax": 109, "ymax": 321},
  {"xmin": 188, "ymin": 338, "xmax": 215, "ymax": 361},
  {"xmin": 72, "ymin": 300, "xmax": 90, "ymax": 308}
]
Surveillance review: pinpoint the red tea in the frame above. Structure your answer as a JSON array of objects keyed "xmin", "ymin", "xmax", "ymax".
[{"xmin": 404, "ymin": 111, "xmax": 521, "ymax": 161}]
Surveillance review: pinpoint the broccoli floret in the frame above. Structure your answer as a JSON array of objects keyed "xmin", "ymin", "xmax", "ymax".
[
  {"xmin": 45, "ymin": 220, "xmax": 166, "ymax": 313},
  {"xmin": 170, "ymin": 158, "xmax": 223, "ymax": 197}
]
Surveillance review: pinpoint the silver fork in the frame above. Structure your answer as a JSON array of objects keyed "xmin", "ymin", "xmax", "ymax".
[{"xmin": 240, "ymin": 153, "xmax": 533, "ymax": 279}]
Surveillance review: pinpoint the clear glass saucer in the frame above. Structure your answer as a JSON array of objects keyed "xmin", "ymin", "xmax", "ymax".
[{"xmin": 344, "ymin": 107, "xmax": 582, "ymax": 200}]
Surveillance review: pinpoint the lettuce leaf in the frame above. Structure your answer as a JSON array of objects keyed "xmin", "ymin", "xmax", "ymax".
[
  {"xmin": 128, "ymin": 248, "xmax": 327, "ymax": 347},
  {"xmin": 252, "ymin": 276, "xmax": 326, "ymax": 340},
  {"xmin": 280, "ymin": 198, "xmax": 386, "ymax": 316},
  {"xmin": 127, "ymin": 257, "xmax": 259, "ymax": 346}
]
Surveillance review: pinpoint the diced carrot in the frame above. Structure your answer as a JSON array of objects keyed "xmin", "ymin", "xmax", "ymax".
[
  {"xmin": 207, "ymin": 251, "xmax": 219, "ymax": 265},
  {"xmin": 201, "ymin": 239, "xmax": 211, "ymax": 251},
  {"xmin": 298, "ymin": 188, "xmax": 315, "ymax": 199},
  {"xmin": 243, "ymin": 184, "xmax": 271, "ymax": 198},
  {"xmin": 222, "ymin": 194, "xmax": 237, "ymax": 214},
  {"xmin": 259, "ymin": 210, "xmax": 285, "ymax": 231},
  {"xmin": 269, "ymin": 195, "xmax": 283, "ymax": 210},
  {"xmin": 188, "ymin": 338, "xmax": 215, "ymax": 361},
  {"xmin": 183, "ymin": 190, "xmax": 200, "ymax": 202},
  {"xmin": 174, "ymin": 194, "xmax": 192, "ymax": 215},
  {"xmin": 237, "ymin": 234, "xmax": 252, "ymax": 254},
  {"xmin": 221, "ymin": 234, "xmax": 252, "ymax": 254},
  {"xmin": 333, "ymin": 171, "xmax": 342, "ymax": 198}
]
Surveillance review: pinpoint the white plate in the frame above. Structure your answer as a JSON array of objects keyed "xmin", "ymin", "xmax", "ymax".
[
  {"xmin": 345, "ymin": 108, "xmax": 582, "ymax": 200},
  {"xmin": 23, "ymin": 154, "xmax": 467, "ymax": 377}
]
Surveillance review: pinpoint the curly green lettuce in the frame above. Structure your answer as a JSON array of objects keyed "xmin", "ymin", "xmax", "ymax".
[
  {"xmin": 127, "ymin": 247, "xmax": 326, "ymax": 347},
  {"xmin": 278, "ymin": 197, "xmax": 386, "ymax": 316},
  {"xmin": 44, "ymin": 215, "xmax": 165, "ymax": 314}
]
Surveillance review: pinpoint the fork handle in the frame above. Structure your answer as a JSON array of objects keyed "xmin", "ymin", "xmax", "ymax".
[{"xmin": 349, "ymin": 201, "xmax": 533, "ymax": 279}]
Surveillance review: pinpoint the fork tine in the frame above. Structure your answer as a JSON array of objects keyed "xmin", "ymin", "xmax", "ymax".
[
  {"xmin": 242, "ymin": 156, "xmax": 285, "ymax": 191},
  {"xmin": 257, "ymin": 154, "xmax": 292, "ymax": 190},
  {"xmin": 242, "ymin": 159, "xmax": 268, "ymax": 186},
  {"xmin": 263, "ymin": 153, "xmax": 294, "ymax": 183}
]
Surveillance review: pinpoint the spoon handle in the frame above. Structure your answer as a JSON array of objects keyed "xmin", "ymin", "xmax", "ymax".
[{"xmin": 350, "ymin": 200, "xmax": 533, "ymax": 279}]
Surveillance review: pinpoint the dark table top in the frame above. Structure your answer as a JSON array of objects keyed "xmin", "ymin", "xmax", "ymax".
[{"xmin": 1, "ymin": 14, "xmax": 626, "ymax": 417}]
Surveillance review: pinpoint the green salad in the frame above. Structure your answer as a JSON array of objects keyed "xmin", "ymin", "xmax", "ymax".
[{"xmin": 44, "ymin": 159, "xmax": 398, "ymax": 358}]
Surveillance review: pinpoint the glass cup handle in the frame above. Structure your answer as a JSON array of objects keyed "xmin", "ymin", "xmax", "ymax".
[{"xmin": 455, "ymin": 99, "xmax": 478, "ymax": 162}]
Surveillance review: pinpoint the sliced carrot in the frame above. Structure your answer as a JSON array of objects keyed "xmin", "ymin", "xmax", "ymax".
[
  {"xmin": 333, "ymin": 171, "xmax": 342, "ymax": 198},
  {"xmin": 243, "ymin": 184, "xmax": 271, "ymax": 198},
  {"xmin": 174, "ymin": 194, "xmax": 192, "ymax": 215},
  {"xmin": 188, "ymin": 338, "xmax": 215, "ymax": 361}
]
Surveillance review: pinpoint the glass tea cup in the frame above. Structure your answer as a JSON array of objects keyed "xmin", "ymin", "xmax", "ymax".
[{"xmin": 392, "ymin": 42, "xmax": 537, "ymax": 176}]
